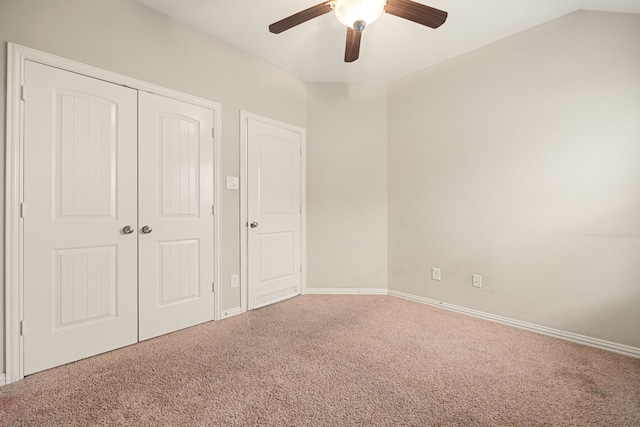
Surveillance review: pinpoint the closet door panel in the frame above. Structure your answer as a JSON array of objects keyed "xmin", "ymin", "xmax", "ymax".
[
  {"xmin": 22, "ymin": 61, "xmax": 138, "ymax": 375},
  {"xmin": 138, "ymin": 92, "xmax": 215, "ymax": 341}
]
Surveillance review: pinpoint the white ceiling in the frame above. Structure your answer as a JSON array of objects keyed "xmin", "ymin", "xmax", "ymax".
[{"xmin": 135, "ymin": 0, "xmax": 640, "ymax": 83}]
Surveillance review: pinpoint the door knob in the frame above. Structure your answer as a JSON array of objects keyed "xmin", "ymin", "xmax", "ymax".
[
  {"xmin": 250, "ymin": 222, "xmax": 259, "ymax": 228},
  {"xmin": 122, "ymin": 225, "xmax": 135, "ymax": 234},
  {"xmin": 141, "ymin": 225, "xmax": 153, "ymax": 234}
]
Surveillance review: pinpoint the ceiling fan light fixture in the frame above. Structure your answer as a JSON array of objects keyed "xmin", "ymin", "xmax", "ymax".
[
  {"xmin": 334, "ymin": 0, "xmax": 386, "ymax": 30},
  {"xmin": 269, "ymin": 0, "xmax": 448, "ymax": 63}
]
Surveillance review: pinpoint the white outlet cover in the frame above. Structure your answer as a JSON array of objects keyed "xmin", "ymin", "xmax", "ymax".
[
  {"xmin": 432, "ymin": 267, "xmax": 441, "ymax": 281},
  {"xmin": 472, "ymin": 274, "xmax": 482, "ymax": 288},
  {"xmin": 226, "ymin": 176, "xmax": 239, "ymax": 190}
]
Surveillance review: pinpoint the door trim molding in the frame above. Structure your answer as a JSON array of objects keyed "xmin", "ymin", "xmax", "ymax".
[
  {"xmin": 4, "ymin": 43, "xmax": 222, "ymax": 384},
  {"xmin": 239, "ymin": 111, "xmax": 307, "ymax": 313}
]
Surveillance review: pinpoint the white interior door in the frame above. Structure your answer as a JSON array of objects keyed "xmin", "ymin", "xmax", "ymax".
[
  {"xmin": 247, "ymin": 118, "xmax": 302, "ymax": 310},
  {"xmin": 22, "ymin": 61, "xmax": 138, "ymax": 375},
  {"xmin": 138, "ymin": 91, "xmax": 215, "ymax": 341}
]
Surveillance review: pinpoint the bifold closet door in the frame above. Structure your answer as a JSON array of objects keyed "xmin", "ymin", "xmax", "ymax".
[
  {"xmin": 22, "ymin": 61, "xmax": 139, "ymax": 375},
  {"xmin": 137, "ymin": 91, "xmax": 215, "ymax": 341}
]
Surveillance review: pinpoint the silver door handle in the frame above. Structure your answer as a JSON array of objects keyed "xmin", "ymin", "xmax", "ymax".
[
  {"xmin": 141, "ymin": 225, "xmax": 153, "ymax": 234},
  {"xmin": 122, "ymin": 225, "xmax": 135, "ymax": 234},
  {"xmin": 250, "ymin": 222, "xmax": 259, "ymax": 228}
]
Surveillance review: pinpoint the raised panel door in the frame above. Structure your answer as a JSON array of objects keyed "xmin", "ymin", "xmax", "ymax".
[
  {"xmin": 138, "ymin": 91, "xmax": 215, "ymax": 341},
  {"xmin": 23, "ymin": 61, "xmax": 138, "ymax": 375},
  {"xmin": 247, "ymin": 119, "xmax": 302, "ymax": 309}
]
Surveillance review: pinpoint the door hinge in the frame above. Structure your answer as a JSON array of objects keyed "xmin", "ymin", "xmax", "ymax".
[
  {"xmin": 20, "ymin": 202, "xmax": 25, "ymax": 218},
  {"xmin": 212, "ymin": 204, "xmax": 215, "ymax": 216},
  {"xmin": 212, "ymin": 127, "xmax": 215, "ymax": 140},
  {"xmin": 300, "ymin": 265, "xmax": 302, "ymax": 273},
  {"xmin": 20, "ymin": 320, "xmax": 25, "ymax": 336},
  {"xmin": 212, "ymin": 282, "xmax": 215, "ymax": 293},
  {"xmin": 21, "ymin": 85, "xmax": 26, "ymax": 101}
]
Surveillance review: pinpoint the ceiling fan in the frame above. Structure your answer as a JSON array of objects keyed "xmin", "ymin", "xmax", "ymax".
[{"xmin": 269, "ymin": 0, "xmax": 448, "ymax": 63}]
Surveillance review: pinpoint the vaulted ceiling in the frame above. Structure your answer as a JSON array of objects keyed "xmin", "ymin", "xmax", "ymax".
[{"xmin": 135, "ymin": 0, "xmax": 640, "ymax": 82}]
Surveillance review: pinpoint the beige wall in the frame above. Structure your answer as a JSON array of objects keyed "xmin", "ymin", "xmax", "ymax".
[
  {"xmin": 307, "ymin": 83, "xmax": 388, "ymax": 290},
  {"xmin": 388, "ymin": 11, "xmax": 640, "ymax": 348},
  {"xmin": 0, "ymin": 0, "xmax": 307, "ymax": 372}
]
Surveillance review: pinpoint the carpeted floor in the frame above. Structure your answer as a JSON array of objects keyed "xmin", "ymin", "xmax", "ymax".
[{"xmin": 1, "ymin": 295, "xmax": 639, "ymax": 426}]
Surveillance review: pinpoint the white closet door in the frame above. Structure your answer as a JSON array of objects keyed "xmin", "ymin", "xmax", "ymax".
[
  {"xmin": 23, "ymin": 61, "xmax": 139, "ymax": 375},
  {"xmin": 138, "ymin": 91, "xmax": 215, "ymax": 341},
  {"xmin": 247, "ymin": 118, "xmax": 302, "ymax": 309}
]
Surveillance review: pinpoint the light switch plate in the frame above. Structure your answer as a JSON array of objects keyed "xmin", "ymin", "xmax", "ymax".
[{"xmin": 226, "ymin": 176, "xmax": 239, "ymax": 190}]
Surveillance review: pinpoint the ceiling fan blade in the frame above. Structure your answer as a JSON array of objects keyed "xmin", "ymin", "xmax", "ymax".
[
  {"xmin": 344, "ymin": 27, "xmax": 363, "ymax": 63},
  {"xmin": 269, "ymin": 2, "xmax": 333, "ymax": 34},
  {"xmin": 384, "ymin": 0, "xmax": 448, "ymax": 29}
]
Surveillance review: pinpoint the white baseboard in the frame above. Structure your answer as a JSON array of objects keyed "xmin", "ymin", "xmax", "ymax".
[
  {"xmin": 388, "ymin": 290, "xmax": 640, "ymax": 359},
  {"xmin": 220, "ymin": 307, "xmax": 244, "ymax": 320},
  {"xmin": 0, "ymin": 373, "xmax": 5, "ymax": 387},
  {"xmin": 303, "ymin": 288, "xmax": 389, "ymax": 295}
]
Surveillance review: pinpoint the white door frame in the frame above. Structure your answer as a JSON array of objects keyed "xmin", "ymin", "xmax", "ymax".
[
  {"xmin": 4, "ymin": 43, "xmax": 222, "ymax": 384},
  {"xmin": 239, "ymin": 111, "xmax": 307, "ymax": 313}
]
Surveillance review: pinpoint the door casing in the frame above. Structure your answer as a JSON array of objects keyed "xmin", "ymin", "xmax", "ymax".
[
  {"xmin": 4, "ymin": 43, "xmax": 222, "ymax": 384},
  {"xmin": 240, "ymin": 111, "xmax": 307, "ymax": 313}
]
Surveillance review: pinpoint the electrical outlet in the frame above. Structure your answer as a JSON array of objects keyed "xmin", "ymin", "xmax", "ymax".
[
  {"xmin": 432, "ymin": 267, "xmax": 441, "ymax": 281},
  {"xmin": 226, "ymin": 176, "xmax": 239, "ymax": 190},
  {"xmin": 472, "ymin": 274, "xmax": 482, "ymax": 288},
  {"xmin": 230, "ymin": 274, "xmax": 239, "ymax": 288}
]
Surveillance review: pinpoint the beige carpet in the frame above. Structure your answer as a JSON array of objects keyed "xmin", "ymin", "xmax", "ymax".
[{"xmin": 1, "ymin": 295, "xmax": 639, "ymax": 426}]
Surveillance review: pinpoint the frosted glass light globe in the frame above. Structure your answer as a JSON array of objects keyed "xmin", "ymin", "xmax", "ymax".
[{"xmin": 334, "ymin": 0, "xmax": 386, "ymax": 29}]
